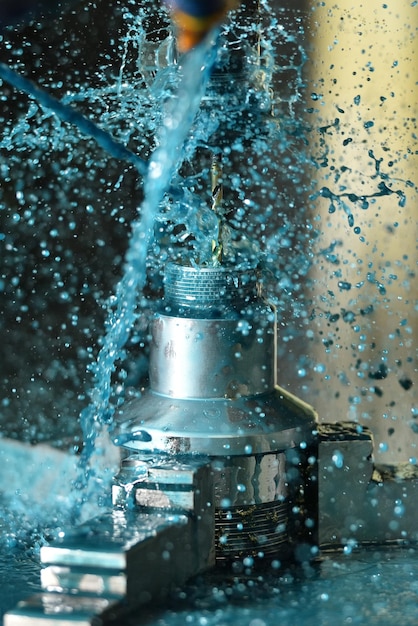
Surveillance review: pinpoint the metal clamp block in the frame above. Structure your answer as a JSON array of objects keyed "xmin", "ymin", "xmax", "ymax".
[{"xmin": 318, "ymin": 422, "xmax": 418, "ymax": 550}]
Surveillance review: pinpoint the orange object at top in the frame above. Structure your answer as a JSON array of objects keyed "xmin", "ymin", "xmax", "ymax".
[{"xmin": 165, "ymin": 0, "xmax": 238, "ymax": 52}]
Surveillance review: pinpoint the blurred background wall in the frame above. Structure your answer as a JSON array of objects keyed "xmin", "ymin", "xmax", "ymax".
[{"xmin": 300, "ymin": 1, "xmax": 418, "ymax": 462}]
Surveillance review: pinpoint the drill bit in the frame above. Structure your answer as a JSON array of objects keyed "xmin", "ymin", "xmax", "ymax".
[{"xmin": 211, "ymin": 153, "xmax": 225, "ymax": 265}]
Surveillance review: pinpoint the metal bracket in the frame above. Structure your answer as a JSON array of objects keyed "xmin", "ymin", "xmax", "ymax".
[{"xmin": 318, "ymin": 422, "xmax": 418, "ymax": 550}]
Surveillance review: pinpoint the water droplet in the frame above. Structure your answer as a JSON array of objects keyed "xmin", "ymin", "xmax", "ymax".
[
  {"xmin": 332, "ymin": 450, "xmax": 344, "ymax": 469},
  {"xmin": 394, "ymin": 500, "xmax": 405, "ymax": 517}
]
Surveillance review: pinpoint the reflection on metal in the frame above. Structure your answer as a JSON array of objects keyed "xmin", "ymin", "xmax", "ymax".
[
  {"xmin": 5, "ymin": 263, "xmax": 317, "ymax": 623},
  {"xmin": 6, "ymin": 594, "xmax": 117, "ymax": 626},
  {"xmin": 115, "ymin": 264, "xmax": 316, "ymax": 456}
]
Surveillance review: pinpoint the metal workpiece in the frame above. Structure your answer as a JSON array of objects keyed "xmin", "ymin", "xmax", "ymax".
[
  {"xmin": 4, "ymin": 593, "xmax": 119, "ymax": 626},
  {"xmin": 5, "ymin": 266, "xmax": 418, "ymax": 626},
  {"xmin": 4, "ymin": 262, "xmax": 319, "ymax": 625},
  {"xmin": 211, "ymin": 451, "xmax": 288, "ymax": 507},
  {"xmin": 214, "ymin": 499, "xmax": 290, "ymax": 561},
  {"xmin": 112, "ymin": 450, "xmax": 306, "ymax": 564},
  {"xmin": 40, "ymin": 504, "xmax": 212, "ymax": 585},
  {"xmin": 6, "ymin": 461, "xmax": 215, "ymax": 626},
  {"xmin": 112, "ymin": 455, "xmax": 216, "ymax": 563},
  {"xmin": 212, "ymin": 444, "xmax": 316, "ymax": 562},
  {"xmin": 318, "ymin": 422, "xmax": 418, "ymax": 550}
]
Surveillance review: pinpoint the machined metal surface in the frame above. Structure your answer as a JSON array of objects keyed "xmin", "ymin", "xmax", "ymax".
[
  {"xmin": 215, "ymin": 499, "xmax": 290, "ymax": 560},
  {"xmin": 114, "ymin": 386, "xmax": 317, "ymax": 456},
  {"xmin": 6, "ymin": 459, "xmax": 215, "ymax": 626},
  {"xmin": 152, "ymin": 265, "xmax": 275, "ymax": 399},
  {"xmin": 112, "ymin": 451, "xmax": 293, "ymax": 564},
  {"xmin": 115, "ymin": 263, "xmax": 317, "ymax": 457},
  {"xmin": 211, "ymin": 451, "xmax": 288, "ymax": 507},
  {"xmin": 4, "ymin": 593, "xmax": 118, "ymax": 626},
  {"xmin": 149, "ymin": 311, "xmax": 275, "ymax": 398},
  {"xmin": 7, "ymin": 425, "xmax": 418, "ymax": 625},
  {"xmin": 113, "ymin": 262, "xmax": 317, "ymax": 572}
]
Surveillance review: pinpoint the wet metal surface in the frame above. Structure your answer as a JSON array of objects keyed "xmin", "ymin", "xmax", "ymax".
[
  {"xmin": 4, "ymin": 547, "xmax": 418, "ymax": 625},
  {"xmin": 123, "ymin": 548, "xmax": 418, "ymax": 626}
]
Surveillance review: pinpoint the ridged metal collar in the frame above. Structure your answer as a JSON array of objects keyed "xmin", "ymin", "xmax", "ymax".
[{"xmin": 163, "ymin": 264, "xmax": 260, "ymax": 312}]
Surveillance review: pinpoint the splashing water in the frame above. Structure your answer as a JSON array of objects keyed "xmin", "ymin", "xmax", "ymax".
[
  {"xmin": 0, "ymin": 3, "xmax": 417, "ymax": 623},
  {"xmin": 73, "ymin": 32, "xmax": 220, "ymax": 518},
  {"xmin": 67, "ymin": 3, "xmax": 315, "ymax": 516},
  {"xmin": 0, "ymin": 0, "xmax": 416, "ymax": 528}
]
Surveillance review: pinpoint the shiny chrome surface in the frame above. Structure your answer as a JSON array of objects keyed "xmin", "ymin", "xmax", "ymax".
[
  {"xmin": 115, "ymin": 263, "xmax": 317, "ymax": 456},
  {"xmin": 149, "ymin": 311, "xmax": 275, "ymax": 398},
  {"xmin": 114, "ymin": 386, "xmax": 317, "ymax": 456},
  {"xmin": 112, "ymin": 451, "xmax": 301, "ymax": 565},
  {"xmin": 112, "ymin": 450, "xmax": 287, "ymax": 508},
  {"xmin": 151, "ymin": 265, "xmax": 276, "ymax": 399},
  {"xmin": 211, "ymin": 451, "xmax": 288, "ymax": 507},
  {"xmin": 163, "ymin": 264, "xmax": 260, "ymax": 313}
]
